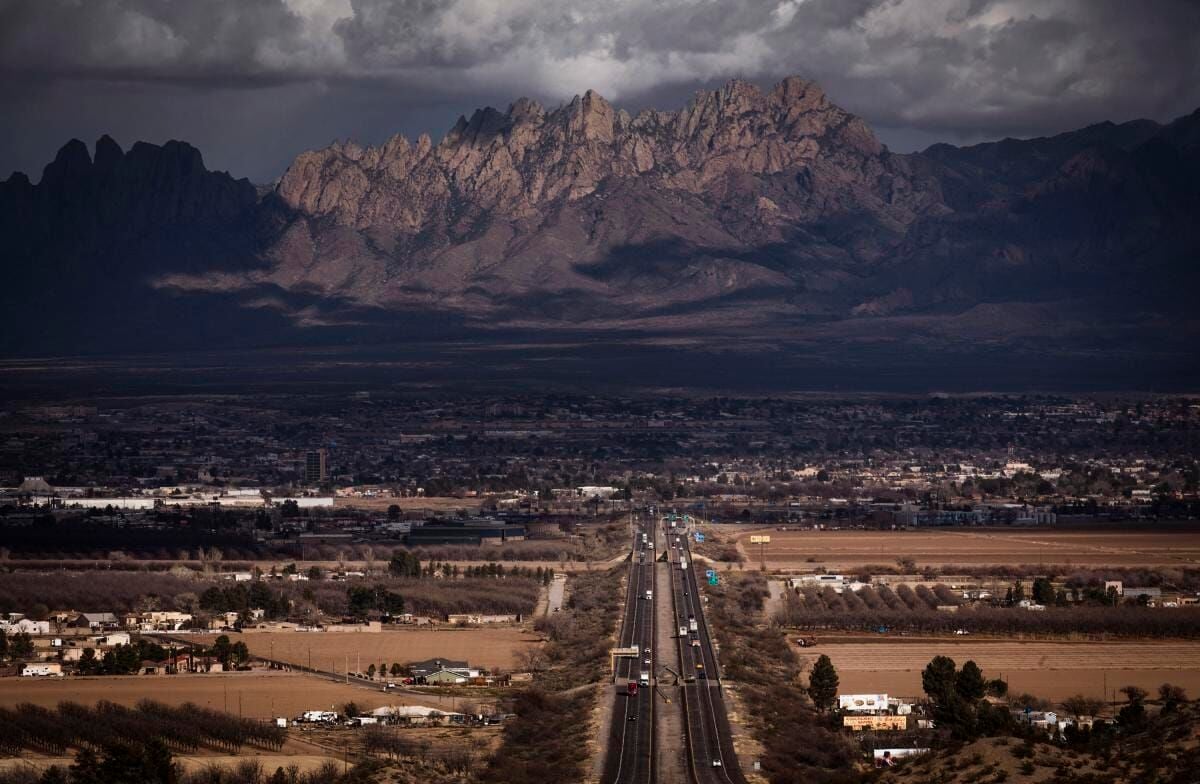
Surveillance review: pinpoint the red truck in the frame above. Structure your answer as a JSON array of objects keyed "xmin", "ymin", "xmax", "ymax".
[{"xmin": 627, "ymin": 681, "xmax": 638, "ymax": 696}]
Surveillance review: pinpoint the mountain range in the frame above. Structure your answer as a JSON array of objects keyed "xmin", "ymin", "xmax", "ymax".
[{"xmin": 2, "ymin": 76, "xmax": 1198, "ymax": 388}]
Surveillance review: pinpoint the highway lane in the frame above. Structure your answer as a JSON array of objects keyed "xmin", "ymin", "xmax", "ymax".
[
  {"xmin": 667, "ymin": 523, "xmax": 746, "ymax": 784},
  {"xmin": 604, "ymin": 524, "xmax": 656, "ymax": 784}
]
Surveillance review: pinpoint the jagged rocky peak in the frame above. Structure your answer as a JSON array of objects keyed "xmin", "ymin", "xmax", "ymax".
[
  {"xmin": 508, "ymin": 96, "xmax": 545, "ymax": 123},
  {"xmin": 274, "ymin": 74, "xmax": 895, "ymax": 226}
]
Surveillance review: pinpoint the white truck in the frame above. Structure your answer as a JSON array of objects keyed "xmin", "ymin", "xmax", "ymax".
[
  {"xmin": 300, "ymin": 711, "xmax": 339, "ymax": 724},
  {"xmin": 679, "ymin": 557, "xmax": 687, "ymax": 570},
  {"xmin": 645, "ymin": 589, "xmax": 653, "ymax": 600},
  {"xmin": 688, "ymin": 617, "xmax": 699, "ymax": 633},
  {"xmin": 639, "ymin": 671, "xmax": 650, "ymax": 687},
  {"xmin": 678, "ymin": 625, "xmax": 687, "ymax": 637}
]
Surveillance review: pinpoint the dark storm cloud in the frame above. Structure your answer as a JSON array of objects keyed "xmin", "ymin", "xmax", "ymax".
[{"xmin": 1, "ymin": 0, "xmax": 1198, "ymax": 182}]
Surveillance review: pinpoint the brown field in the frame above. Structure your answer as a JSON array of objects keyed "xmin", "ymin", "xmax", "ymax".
[
  {"xmin": 196, "ymin": 627, "xmax": 540, "ymax": 673},
  {"xmin": 736, "ymin": 528, "xmax": 1200, "ymax": 569},
  {"xmin": 803, "ymin": 638, "xmax": 1200, "ymax": 701},
  {"xmin": 0, "ymin": 671, "xmax": 438, "ymax": 719}
]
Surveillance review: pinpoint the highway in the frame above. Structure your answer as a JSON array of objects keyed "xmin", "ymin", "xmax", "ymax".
[
  {"xmin": 667, "ymin": 523, "xmax": 746, "ymax": 784},
  {"xmin": 603, "ymin": 522, "xmax": 656, "ymax": 784}
]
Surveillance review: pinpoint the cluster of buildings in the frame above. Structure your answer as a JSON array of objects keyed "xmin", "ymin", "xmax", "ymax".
[{"xmin": 0, "ymin": 396, "xmax": 1194, "ymax": 518}]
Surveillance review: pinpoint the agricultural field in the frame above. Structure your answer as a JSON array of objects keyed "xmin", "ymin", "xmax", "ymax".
[
  {"xmin": 0, "ymin": 671, "xmax": 432, "ymax": 719},
  {"xmin": 802, "ymin": 637, "xmax": 1200, "ymax": 702},
  {"xmin": 735, "ymin": 528, "xmax": 1200, "ymax": 569},
  {"xmin": 196, "ymin": 627, "xmax": 539, "ymax": 673}
]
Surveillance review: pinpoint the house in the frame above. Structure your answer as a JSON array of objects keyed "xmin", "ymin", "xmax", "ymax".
[
  {"xmin": 426, "ymin": 669, "xmax": 471, "ymax": 685},
  {"xmin": 91, "ymin": 632, "xmax": 131, "ymax": 647},
  {"xmin": 21, "ymin": 663, "xmax": 64, "ymax": 677},
  {"xmin": 208, "ymin": 612, "xmax": 241, "ymax": 630},
  {"xmin": 125, "ymin": 611, "xmax": 192, "ymax": 631},
  {"xmin": 408, "ymin": 658, "xmax": 480, "ymax": 683},
  {"xmin": 408, "ymin": 658, "xmax": 469, "ymax": 679},
  {"xmin": 1015, "ymin": 710, "xmax": 1059, "ymax": 731},
  {"xmin": 78, "ymin": 612, "xmax": 120, "ymax": 631},
  {"xmin": 1, "ymin": 618, "xmax": 51, "ymax": 635}
]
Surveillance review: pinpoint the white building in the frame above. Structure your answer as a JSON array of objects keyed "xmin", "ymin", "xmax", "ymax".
[{"xmin": 22, "ymin": 663, "xmax": 64, "ymax": 677}]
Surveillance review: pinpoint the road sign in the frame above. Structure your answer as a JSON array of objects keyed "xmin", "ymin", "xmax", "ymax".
[
  {"xmin": 693, "ymin": 532, "xmax": 705, "ymax": 543},
  {"xmin": 749, "ymin": 535, "xmax": 771, "ymax": 544},
  {"xmin": 708, "ymin": 575, "xmax": 719, "ymax": 586},
  {"xmin": 705, "ymin": 569, "xmax": 715, "ymax": 578}
]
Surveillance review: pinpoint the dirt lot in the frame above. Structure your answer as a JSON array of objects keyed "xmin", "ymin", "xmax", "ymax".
[
  {"xmin": 197, "ymin": 627, "xmax": 540, "ymax": 673},
  {"xmin": 737, "ymin": 528, "xmax": 1200, "ymax": 569},
  {"xmin": 802, "ymin": 637, "xmax": 1200, "ymax": 701},
  {"xmin": 0, "ymin": 671, "xmax": 432, "ymax": 719}
]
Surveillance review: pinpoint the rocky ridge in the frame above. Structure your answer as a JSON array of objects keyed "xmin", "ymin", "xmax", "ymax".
[
  {"xmin": 2, "ymin": 76, "xmax": 1198, "ymax": 364},
  {"xmin": 181, "ymin": 77, "xmax": 946, "ymax": 321}
]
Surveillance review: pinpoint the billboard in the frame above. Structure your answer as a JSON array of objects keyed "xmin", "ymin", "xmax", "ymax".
[
  {"xmin": 843, "ymin": 715, "xmax": 907, "ymax": 730},
  {"xmin": 749, "ymin": 535, "xmax": 771, "ymax": 544},
  {"xmin": 838, "ymin": 694, "xmax": 889, "ymax": 712}
]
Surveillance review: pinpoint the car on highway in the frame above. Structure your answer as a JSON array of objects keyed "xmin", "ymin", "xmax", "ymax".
[
  {"xmin": 691, "ymin": 639, "xmax": 700, "ymax": 647},
  {"xmin": 712, "ymin": 759, "xmax": 723, "ymax": 768}
]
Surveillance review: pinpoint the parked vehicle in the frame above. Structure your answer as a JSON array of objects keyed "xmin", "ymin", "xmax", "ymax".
[{"xmin": 794, "ymin": 636, "xmax": 818, "ymax": 647}]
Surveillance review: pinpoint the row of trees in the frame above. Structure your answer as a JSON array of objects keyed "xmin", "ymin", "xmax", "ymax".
[
  {"xmin": 780, "ymin": 584, "xmax": 1200, "ymax": 638},
  {"xmin": 389, "ymin": 553, "xmax": 556, "ymax": 585},
  {"xmin": 0, "ymin": 700, "xmax": 284, "ymax": 758}
]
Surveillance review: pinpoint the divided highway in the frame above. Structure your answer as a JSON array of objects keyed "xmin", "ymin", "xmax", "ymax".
[
  {"xmin": 667, "ymin": 524, "xmax": 746, "ymax": 784},
  {"xmin": 603, "ymin": 514, "xmax": 746, "ymax": 784},
  {"xmin": 603, "ymin": 523, "xmax": 656, "ymax": 784}
]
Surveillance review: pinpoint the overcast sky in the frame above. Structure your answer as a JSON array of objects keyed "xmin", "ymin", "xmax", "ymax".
[{"xmin": 2, "ymin": 0, "xmax": 1198, "ymax": 184}]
